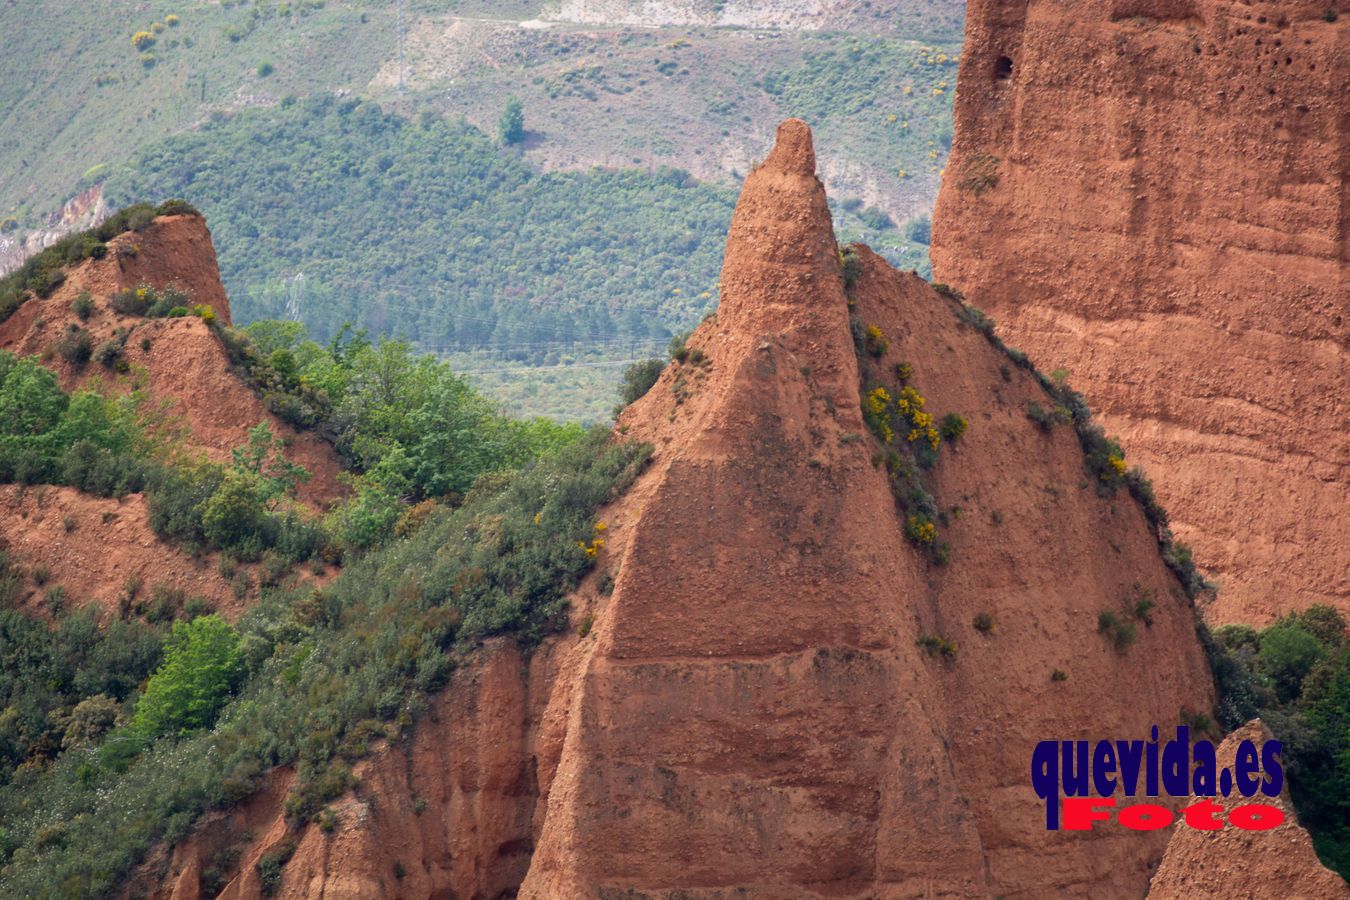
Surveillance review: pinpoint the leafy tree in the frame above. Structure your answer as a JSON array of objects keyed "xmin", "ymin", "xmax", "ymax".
[
  {"xmin": 130, "ymin": 615, "xmax": 244, "ymax": 738},
  {"xmin": 1258, "ymin": 622, "xmax": 1326, "ymax": 703},
  {"xmin": 198, "ymin": 468, "xmax": 271, "ymax": 552},
  {"xmin": 616, "ymin": 358, "xmax": 665, "ymax": 411},
  {"xmin": 498, "ymin": 94, "xmax": 525, "ymax": 145},
  {"xmin": 0, "ymin": 353, "xmax": 66, "ymax": 438},
  {"xmin": 230, "ymin": 421, "xmax": 310, "ymax": 507}
]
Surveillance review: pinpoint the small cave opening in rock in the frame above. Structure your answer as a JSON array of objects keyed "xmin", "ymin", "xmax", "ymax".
[{"xmin": 994, "ymin": 55, "xmax": 1014, "ymax": 80}]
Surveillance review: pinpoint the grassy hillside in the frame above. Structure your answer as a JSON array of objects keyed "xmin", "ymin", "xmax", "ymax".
[
  {"xmin": 3, "ymin": 1, "xmax": 955, "ymax": 420},
  {"xmin": 1, "ymin": 1, "xmax": 958, "ymax": 234},
  {"xmin": 0, "ymin": 1, "xmax": 400, "ymax": 228}
]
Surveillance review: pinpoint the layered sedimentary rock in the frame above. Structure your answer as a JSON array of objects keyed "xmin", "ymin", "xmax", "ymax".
[
  {"xmin": 156, "ymin": 121, "xmax": 1226, "ymax": 898},
  {"xmin": 1148, "ymin": 719, "xmax": 1348, "ymax": 898},
  {"xmin": 931, "ymin": 0, "xmax": 1348, "ymax": 625}
]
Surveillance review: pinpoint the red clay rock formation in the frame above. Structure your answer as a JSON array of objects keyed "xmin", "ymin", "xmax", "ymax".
[
  {"xmin": 137, "ymin": 640, "xmax": 545, "ymax": 899},
  {"xmin": 0, "ymin": 213, "xmax": 340, "ymax": 505},
  {"xmin": 1148, "ymin": 719, "xmax": 1348, "ymax": 898},
  {"xmin": 931, "ymin": 1, "xmax": 1348, "ymax": 626},
  {"xmin": 145, "ymin": 121, "xmax": 1232, "ymax": 897},
  {"xmin": 0, "ymin": 484, "xmax": 326, "ymax": 622}
]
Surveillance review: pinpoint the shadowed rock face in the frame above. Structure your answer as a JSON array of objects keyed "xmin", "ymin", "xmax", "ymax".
[
  {"xmin": 145, "ymin": 121, "xmax": 1218, "ymax": 898},
  {"xmin": 931, "ymin": 0, "xmax": 1348, "ymax": 626}
]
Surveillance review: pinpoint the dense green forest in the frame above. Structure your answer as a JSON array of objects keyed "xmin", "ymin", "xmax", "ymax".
[{"xmin": 106, "ymin": 96, "xmax": 737, "ymax": 354}]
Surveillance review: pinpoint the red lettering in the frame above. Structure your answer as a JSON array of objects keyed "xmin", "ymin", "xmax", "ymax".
[
  {"xmin": 1062, "ymin": 797, "xmax": 1115, "ymax": 830},
  {"xmin": 1118, "ymin": 803, "xmax": 1174, "ymax": 831},
  {"xmin": 1229, "ymin": 803, "xmax": 1284, "ymax": 831},
  {"xmin": 1180, "ymin": 798, "xmax": 1225, "ymax": 830}
]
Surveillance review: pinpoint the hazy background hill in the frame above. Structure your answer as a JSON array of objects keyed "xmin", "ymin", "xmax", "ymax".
[{"xmin": 0, "ymin": 0, "xmax": 963, "ymax": 419}]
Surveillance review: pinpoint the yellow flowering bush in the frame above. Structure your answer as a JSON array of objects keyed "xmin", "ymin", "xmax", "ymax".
[
  {"xmin": 863, "ymin": 324, "xmax": 889, "ymax": 358},
  {"xmin": 864, "ymin": 386, "xmax": 890, "ymax": 416},
  {"xmin": 577, "ymin": 521, "xmax": 608, "ymax": 559},
  {"xmin": 906, "ymin": 514, "xmax": 936, "ymax": 544}
]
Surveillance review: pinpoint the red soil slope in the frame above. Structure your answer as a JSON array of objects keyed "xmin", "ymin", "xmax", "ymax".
[
  {"xmin": 0, "ymin": 485, "xmax": 247, "ymax": 621},
  {"xmin": 931, "ymin": 0, "xmax": 1348, "ymax": 626},
  {"xmin": 1149, "ymin": 719, "xmax": 1348, "ymax": 898},
  {"xmin": 0, "ymin": 213, "xmax": 341, "ymax": 506},
  {"xmin": 150, "ymin": 121, "xmax": 1225, "ymax": 899},
  {"xmin": 0, "ymin": 484, "xmax": 329, "ymax": 623}
]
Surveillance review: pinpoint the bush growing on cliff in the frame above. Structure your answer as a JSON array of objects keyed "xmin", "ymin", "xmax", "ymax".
[
  {"xmin": 0, "ymin": 351, "xmax": 151, "ymax": 487},
  {"xmin": 54, "ymin": 325, "xmax": 94, "ymax": 366},
  {"xmin": 71, "ymin": 292, "xmax": 94, "ymax": 320},
  {"xmin": 616, "ymin": 358, "xmax": 665, "ymax": 412},
  {"xmin": 1098, "ymin": 610, "xmax": 1138, "ymax": 651}
]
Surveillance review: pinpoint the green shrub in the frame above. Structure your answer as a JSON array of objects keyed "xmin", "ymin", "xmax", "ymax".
[
  {"xmin": 917, "ymin": 635, "xmax": 957, "ymax": 658},
  {"xmin": 71, "ymin": 292, "xmax": 95, "ymax": 320},
  {"xmin": 130, "ymin": 615, "xmax": 245, "ymax": 738},
  {"xmin": 257, "ymin": 840, "xmax": 297, "ymax": 895},
  {"xmin": 939, "ymin": 412, "xmax": 968, "ymax": 442},
  {"xmin": 616, "ymin": 358, "xmax": 665, "ymax": 412},
  {"xmin": 972, "ymin": 613, "xmax": 996, "ymax": 634},
  {"xmin": 54, "ymin": 325, "xmax": 93, "ymax": 366},
  {"xmin": 153, "ymin": 199, "xmax": 198, "ymax": 218},
  {"xmin": 1026, "ymin": 400, "xmax": 1071, "ymax": 430},
  {"xmin": 668, "ymin": 331, "xmax": 691, "ymax": 363},
  {"xmin": 93, "ymin": 338, "xmax": 123, "ymax": 369},
  {"xmin": 1097, "ymin": 611, "xmax": 1137, "ymax": 651}
]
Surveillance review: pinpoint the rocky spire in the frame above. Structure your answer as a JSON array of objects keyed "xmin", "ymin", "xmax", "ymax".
[{"xmin": 716, "ymin": 119, "xmax": 844, "ymax": 336}]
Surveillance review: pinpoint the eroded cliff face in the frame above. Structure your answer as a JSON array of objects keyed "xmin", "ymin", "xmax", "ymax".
[
  {"xmin": 152, "ymin": 121, "xmax": 1226, "ymax": 898},
  {"xmin": 0, "ymin": 185, "xmax": 108, "ymax": 278},
  {"xmin": 931, "ymin": 0, "xmax": 1348, "ymax": 626}
]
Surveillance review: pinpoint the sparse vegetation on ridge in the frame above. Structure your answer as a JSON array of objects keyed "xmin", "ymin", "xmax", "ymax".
[
  {"xmin": 0, "ymin": 202, "xmax": 195, "ymax": 327},
  {"xmin": 0, "ymin": 428, "xmax": 651, "ymax": 895},
  {"xmin": 932, "ymin": 282, "xmax": 1348, "ymax": 877},
  {"xmin": 935, "ymin": 283, "xmax": 1210, "ymax": 601}
]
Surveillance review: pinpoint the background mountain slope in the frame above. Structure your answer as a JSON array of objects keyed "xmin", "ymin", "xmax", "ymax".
[{"xmin": 0, "ymin": 0, "xmax": 963, "ymax": 420}]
